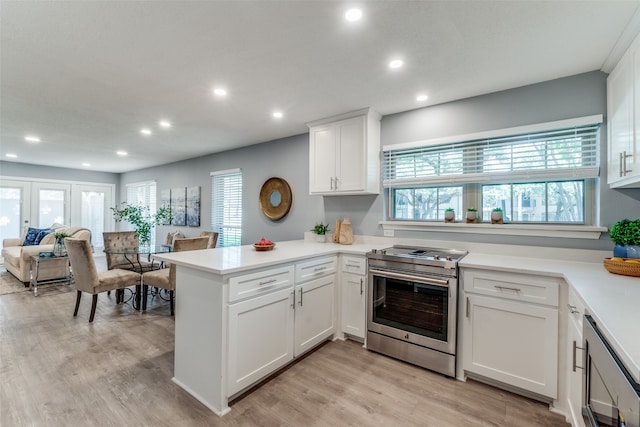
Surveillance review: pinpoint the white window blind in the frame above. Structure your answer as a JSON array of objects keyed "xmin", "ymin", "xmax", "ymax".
[
  {"xmin": 383, "ymin": 122, "xmax": 600, "ymax": 188},
  {"xmin": 211, "ymin": 169, "xmax": 242, "ymax": 247},
  {"xmin": 125, "ymin": 180, "xmax": 157, "ymax": 245}
]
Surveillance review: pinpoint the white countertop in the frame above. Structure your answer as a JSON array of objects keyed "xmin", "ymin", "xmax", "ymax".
[
  {"xmin": 155, "ymin": 238, "xmax": 640, "ymax": 384},
  {"xmin": 460, "ymin": 253, "xmax": 640, "ymax": 385}
]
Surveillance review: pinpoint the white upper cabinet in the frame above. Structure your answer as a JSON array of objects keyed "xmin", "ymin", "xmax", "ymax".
[
  {"xmin": 307, "ymin": 108, "xmax": 381, "ymax": 195},
  {"xmin": 608, "ymin": 32, "xmax": 640, "ymax": 187}
]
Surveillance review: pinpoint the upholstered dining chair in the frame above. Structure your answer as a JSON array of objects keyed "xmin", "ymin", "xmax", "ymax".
[
  {"xmin": 199, "ymin": 231, "xmax": 219, "ymax": 249},
  {"xmin": 141, "ymin": 236, "xmax": 210, "ymax": 315},
  {"xmin": 65, "ymin": 238, "xmax": 142, "ymax": 323},
  {"xmin": 103, "ymin": 231, "xmax": 154, "ymax": 272}
]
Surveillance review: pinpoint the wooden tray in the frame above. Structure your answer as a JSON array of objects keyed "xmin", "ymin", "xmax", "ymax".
[{"xmin": 603, "ymin": 258, "xmax": 640, "ymax": 277}]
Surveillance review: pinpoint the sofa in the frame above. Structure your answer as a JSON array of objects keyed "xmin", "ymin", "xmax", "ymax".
[{"xmin": 2, "ymin": 225, "xmax": 91, "ymax": 284}]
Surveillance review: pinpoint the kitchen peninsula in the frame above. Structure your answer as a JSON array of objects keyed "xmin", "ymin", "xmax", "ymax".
[{"xmin": 155, "ymin": 237, "xmax": 640, "ymax": 424}]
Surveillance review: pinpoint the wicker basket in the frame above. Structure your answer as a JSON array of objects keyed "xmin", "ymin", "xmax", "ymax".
[{"xmin": 603, "ymin": 258, "xmax": 640, "ymax": 277}]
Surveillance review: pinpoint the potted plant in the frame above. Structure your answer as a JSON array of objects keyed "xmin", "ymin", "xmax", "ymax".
[
  {"xmin": 444, "ymin": 208, "xmax": 455, "ymax": 222},
  {"xmin": 466, "ymin": 208, "xmax": 477, "ymax": 222},
  {"xmin": 53, "ymin": 231, "xmax": 71, "ymax": 257},
  {"xmin": 491, "ymin": 207, "xmax": 503, "ymax": 223},
  {"xmin": 311, "ymin": 223, "xmax": 330, "ymax": 243},
  {"xmin": 610, "ymin": 218, "xmax": 640, "ymax": 258},
  {"xmin": 111, "ymin": 203, "xmax": 173, "ymax": 246}
]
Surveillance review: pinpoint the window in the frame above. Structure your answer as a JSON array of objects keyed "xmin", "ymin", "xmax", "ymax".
[
  {"xmin": 125, "ymin": 180, "xmax": 158, "ymax": 245},
  {"xmin": 383, "ymin": 116, "xmax": 600, "ymax": 224},
  {"xmin": 211, "ymin": 169, "xmax": 242, "ymax": 247}
]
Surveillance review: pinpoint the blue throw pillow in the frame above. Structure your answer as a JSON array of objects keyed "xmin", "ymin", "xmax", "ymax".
[{"xmin": 22, "ymin": 228, "xmax": 53, "ymax": 246}]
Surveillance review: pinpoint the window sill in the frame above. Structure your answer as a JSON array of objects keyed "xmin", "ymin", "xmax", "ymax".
[{"xmin": 379, "ymin": 221, "xmax": 607, "ymax": 240}]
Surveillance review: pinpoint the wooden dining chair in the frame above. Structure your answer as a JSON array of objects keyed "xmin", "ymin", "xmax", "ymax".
[
  {"xmin": 65, "ymin": 238, "xmax": 142, "ymax": 323},
  {"xmin": 199, "ymin": 231, "xmax": 219, "ymax": 248},
  {"xmin": 141, "ymin": 236, "xmax": 209, "ymax": 315}
]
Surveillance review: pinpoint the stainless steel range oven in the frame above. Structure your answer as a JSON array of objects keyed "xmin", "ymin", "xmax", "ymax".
[{"xmin": 366, "ymin": 245, "xmax": 467, "ymax": 377}]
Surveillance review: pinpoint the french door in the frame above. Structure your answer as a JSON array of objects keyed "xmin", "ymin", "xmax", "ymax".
[{"xmin": 0, "ymin": 178, "xmax": 114, "ymax": 252}]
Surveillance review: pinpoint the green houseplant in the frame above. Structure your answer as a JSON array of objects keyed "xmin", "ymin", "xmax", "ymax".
[
  {"xmin": 111, "ymin": 203, "xmax": 173, "ymax": 246},
  {"xmin": 610, "ymin": 218, "xmax": 640, "ymax": 258},
  {"xmin": 311, "ymin": 223, "xmax": 330, "ymax": 243},
  {"xmin": 491, "ymin": 207, "xmax": 503, "ymax": 223},
  {"xmin": 53, "ymin": 231, "xmax": 71, "ymax": 257},
  {"xmin": 466, "ymin": 207, "xmax": 478, "ymax": 221}
]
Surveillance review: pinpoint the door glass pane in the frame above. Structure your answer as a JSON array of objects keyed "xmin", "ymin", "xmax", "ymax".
[
  {"xmin": 0, "ymin": 187, "xmax": 22, "ymax": 241},
  {"xmin": 39, "ymin": 189, "xmax": 65, "ymax": 227},
  {"xmin": 81, "ymin": 191, "xmax": 105, "ymax": 248}
]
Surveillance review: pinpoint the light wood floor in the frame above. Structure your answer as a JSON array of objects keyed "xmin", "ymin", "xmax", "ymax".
[{"xmin": 0, "ymin": 268, "xmax": 570, "ymax": 427}]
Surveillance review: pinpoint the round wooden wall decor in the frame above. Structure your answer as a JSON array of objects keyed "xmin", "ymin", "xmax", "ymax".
[{"xmin": 259, "ymin": 177, "xmax": 292, "ymax": 220}]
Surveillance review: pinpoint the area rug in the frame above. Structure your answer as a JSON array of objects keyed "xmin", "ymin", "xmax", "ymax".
[{"xmin": 0, "ymin": 267, "xmax": 29, "ymax": 295}]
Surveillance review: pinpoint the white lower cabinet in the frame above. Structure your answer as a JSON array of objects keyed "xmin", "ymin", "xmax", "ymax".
[
  {"xmin": 294, "ymin": 274, "xmax": 335, "ymax": 356},
  {"xmin": 462, "ymin": 269, "xmax": 559, "ymax": 399},
  {"xmin": 565, "ymin": 288, "xmax": 586, "ymax": 427},
  {"xmin": 227, "ymin": 257, "xmax": 336, "ymax": 396},
  {"xmin": 227, "ymin": 286, "xmax": 294, "ymax": 396},
  {"xmin": 341, "ymin": 272, "xmax": 365, "ymax": 338}
]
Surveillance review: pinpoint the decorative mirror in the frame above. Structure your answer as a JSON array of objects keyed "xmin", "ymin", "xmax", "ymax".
[{"xmin": 259, "ymin": 177, "xmax": 292, "ymax": 220}]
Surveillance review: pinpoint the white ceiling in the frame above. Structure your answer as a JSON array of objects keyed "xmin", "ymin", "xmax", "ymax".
[{"xmin": 2, "ymin": 1, "xmax": 639, "ymax": 174}]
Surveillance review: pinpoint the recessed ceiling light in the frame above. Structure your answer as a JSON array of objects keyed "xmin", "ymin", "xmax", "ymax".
[
  {"xmin": 6, "ymin": 153, "xmax": 17, "ymax": 158},
  {"xmin": 24, "ymin": 135, "xmax": 41, "ymax": 143},
  {"xmin": 416, "ymin": 94, "xmax": 428, "ymax": 102},
  {"xmin": 116, "ymin": 151, "xmax": 128, "ymax": 156},
  {"xmin": 158, "ymin": 120, "xmax": 172, "ymax": 129},
  {"xmin": 345, "ymin": 8, "xmax": 363, "ymax": 22},
  {"xmin": 272, "ymin": 111, "xmax": 283, "ymax": 119},
  {"xmin": 213, "ymin": 88, "xmax": 227, "ymax": 97},
  {"xmin": 82, "ymin": 162, "xmax": 91, "ymax": 167},
  {"xmin": 389, "ymin": 59, "xmax": 404, "ymax": 69},
  {"xmin": 140, "ymin": 128, "xmax": 152, "ymax": 136}
]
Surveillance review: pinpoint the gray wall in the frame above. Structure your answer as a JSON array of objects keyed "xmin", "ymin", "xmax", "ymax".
[
  {"xmin": 7, "ymin": 71, "xmax": 640, "ymax": 251},
  {"xmin": 0, "ymin": 161, "xmax": 118, "ymax": 184},
  {"xmin": 120, "ymin": 134, "xmax": 325, "ymax": 244}
]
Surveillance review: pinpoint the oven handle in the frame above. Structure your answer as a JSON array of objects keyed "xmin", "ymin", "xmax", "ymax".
[{"xmin": 369, "ymin": 269, "xmax": 449, "ymax": 288}]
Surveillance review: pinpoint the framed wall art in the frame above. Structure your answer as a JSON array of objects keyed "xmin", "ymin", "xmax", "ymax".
[
  {"xmin": 171, "ymin": 187, "xmax": 186, "ymax": 226},
  {"xmin": 186, "ymin": 186, "xmax": 201, "ymax": 227},
  {"xmin": 160, "ymin": 189, "xmax": 171, "ymax": 225}
]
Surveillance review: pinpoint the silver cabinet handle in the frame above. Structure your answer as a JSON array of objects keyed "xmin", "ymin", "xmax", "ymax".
[
  {"xmin": 494, "ymin": 285, "xmax": 521, "ymax": 292},
  {"xmin": 313, "ymin": 266, "xmax": 327, "ymax": 272},
  {"xmin": 360, "ymin": 278, "xmax": 363, "ymax": 295},
  {"xmin": 621, "ymin": 152, "xmax": 624, "ymax": 177},
  {"xmin": 466, "ymin": 297, "xmax": 470, "ymax": 318},
  {"xmin": 299, "ymin": 288, "xmax": 303, "ymax": 306},
  {"xmin": 330, "ymin": 177, "xmax": 334, "ymax": 190},
  {"xmin": 259, "ymin": 278, "xmax": 277, "ymax": 286},
  {"xmin": 624, "ymin": 150, "xmax": 633, "ymax": 175},
  {"xmin": 573, "ymin": 340, "xmax": 584, "ymax": 372},
  {"xmin": 566, "ymin": 303, "xmax": 578, "ymax": 314},
  {"xmin": 346, "ymin": 263, "xmax": 360, "ymax": 268},
  {"xmin": 291, "ymin": 290, "xmax": 295, "ymax": 309}
]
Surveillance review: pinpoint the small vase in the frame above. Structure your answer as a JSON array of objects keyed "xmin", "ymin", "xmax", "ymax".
[
  {"xmin": 626, "ymin": 245, "xmax": 640, "ymax": 259},
  {"xmin": 53, "ymin": 237, "xmax": 67, "ymax": 257},
  {"xmin": 466, "ymin": 211, "xmax": 476, "ymax": 221},
  {"xmin": 444, "ymin": 211, "xmax": 455, "ymax": 221},
  {"xmin": 613, "ymin": 244, "xmax": 628, "ymax": 258},
  {"xmin": 491, "ymin": 212, "xmax": 503, "ymax": 222},
  {"xmin": 315, "ymin": 234, "xmax": 326, "ymax": 243}
]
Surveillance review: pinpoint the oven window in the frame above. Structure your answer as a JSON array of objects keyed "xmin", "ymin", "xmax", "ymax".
[{"xmin": 372, "ymin": 275, "xmax": 448, "ymax": 341}]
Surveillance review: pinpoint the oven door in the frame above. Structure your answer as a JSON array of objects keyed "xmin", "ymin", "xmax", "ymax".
[{"xmin": 367, "ymin": 268, "xmax": 456, "ymax": 355}]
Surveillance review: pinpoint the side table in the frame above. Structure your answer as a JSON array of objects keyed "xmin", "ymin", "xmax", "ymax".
[{"xmin": 30, "ymin": 255, "xmax": 73, "ymax": 296}]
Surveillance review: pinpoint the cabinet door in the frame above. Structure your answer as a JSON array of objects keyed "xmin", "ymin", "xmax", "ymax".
[
  {"xmin": 335, "ymin": 116, "xmax": 366, "ymax": 193},
  {"xmin": 227, "ymin": 287, "xmax": 294, "ymax": 395},
  {"xmin": 294, "ymin": 274, "xmax": 335, "ymax": 356},
  {"xmin": 463, "ymin": 294, "xmax": 558, "ymax": 398},
  {"xmin": 566, "ymin": 314, "xmax": 586, "ymax": 427},
  {"xmin": 341, "ymin": 272, "xmax": 366, "ymax": 339},
  {"xmin": 309, "ymin": 124, "xmax": 336, "ymax": 194},
  {"xmin": 608, "ymin": 51, "xmax": 634, "ymax": 184}
]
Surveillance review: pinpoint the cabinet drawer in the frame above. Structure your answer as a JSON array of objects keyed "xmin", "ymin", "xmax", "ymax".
[
  {"xmin": 341, "ymin": 255, "xmax": 366, "ymax": 275},
  {"xmin": 295, "ymin": 256, "xmax": 337, "ymax": 283},
  {"xmin": 229, "ymin": 265, "xmax": 294, "ymax": 303},
  {"xmin": 463, "ymin": 269, "xmax": 559, "ymax": 307}
]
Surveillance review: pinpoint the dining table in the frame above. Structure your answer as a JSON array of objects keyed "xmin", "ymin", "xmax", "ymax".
[{"xmin": 103, "ymin": 245, "xmax": 171, "ymax": 310}]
